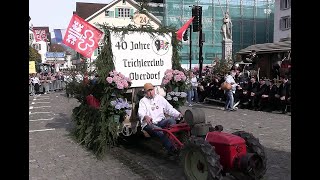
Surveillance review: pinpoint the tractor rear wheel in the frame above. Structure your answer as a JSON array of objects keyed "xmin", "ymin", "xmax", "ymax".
[
  {"xmin": 180, "ymin": 137, "xmax": 223, "ymax": 180},
  {"xmin": 232, "ymin": 131, "xmax": 267, "ymax": 180}
]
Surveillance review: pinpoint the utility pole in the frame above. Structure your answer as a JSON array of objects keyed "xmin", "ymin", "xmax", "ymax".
[
  {"xmin": 192, "ymin": 5, "xmax": 203, "ymax": 79},
  {"xmin": 189, "ymin": 25, "xmax": 192, "ymax": 70}
]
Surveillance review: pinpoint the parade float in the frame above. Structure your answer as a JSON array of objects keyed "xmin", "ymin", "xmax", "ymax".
[{"xmin": 67, "ymin": 23, "xmax": 187, "ymax": 158}]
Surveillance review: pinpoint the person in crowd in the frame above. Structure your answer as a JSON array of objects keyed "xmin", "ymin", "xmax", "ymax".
[
  {"xmin": 217, "ymin": 75, "xmax": 226, "ymax": 101},
  {"xmin": 190, "ymin": 71, "xmax": 199, "ymax": 103},
  {"xmin": 238, "ymin": 77, "xmax": 251, "ymax": 108},
  {"xmin": 185, "ymin": 71, "xmax": 194, "ymax": 106},
  {"xmin": 31, "ymin": 73, "xmax": 41, "ymax": 95},
  {"xmin": 29, "ymin": 75, "xmax": 35, "ymax": 96},
  {"xmin": 42, "ymin": 74, "xmax": 50, "ymax": 94},
  {"xmin": 253, "ymin": 77, "xmax": 268, "ymax": 111},
  {"xmin": 198, "ymin": 78, "xmax": 209, "ymax": 103},
  {"xmin": 138, "ymin": 83, "xmax": 183, "ymax": 154},
  {"xmin": 247, "ymin": 76, "xmax": 260, "ymax": 109},
  {"xmin": 224, "ymin": 71, "xmax": 238, "ymax": 111},
  {"xmin": 186, "ymin": 71, "xmax": 199, "ymax": 106},
  {"xmin": 276, "ymin": 75, "xmax": 291, "ymax": 114},
  {"xmin": 264, "ymin": 79, "xmax": 279, "ymax": 112},
  {"xmin": 208, "ymin": 75, "xmax": 220, "ymax": 99}
]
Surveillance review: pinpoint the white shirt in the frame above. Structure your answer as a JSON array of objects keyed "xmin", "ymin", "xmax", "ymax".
[
  {"xmin": 138, "ymin": 94, "xmax": 180, "ymax": 128},
  {"xmin": 31, "ymin": 77, "xmax": 40, "ymax": 84},
  {"xmin": 225, "ymin": 75, "xmax": 237, "ymax": 93},
  {"xmin": 191, "ymin": 77, "xmax": 198, "ymax": 87}
]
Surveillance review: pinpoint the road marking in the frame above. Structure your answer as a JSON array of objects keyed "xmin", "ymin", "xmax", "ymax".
[
  {"xmin": 31, "ymin": 102, "xmax": 50, "ymax": 104},
  {"xmin": 34, "ymin": 95, "xmax": 50, "ymax": 98},
  {"xmin": 29, "ymin": 117, "xmax": 54, "ymax": 122},
  {"xmin": 29, "ymin": 128, "xmax": 55, "ymax": 133},
  {"xmin": 33, "ymin": 98, "xmax": 50, "ymax": 100},
  {"xmin": 29, "ymin": 112, "xmax": 53, "ymax": 114},
  {"xmin": 29, "ymin": 106, "xmax": 51, "ymax": 109}
]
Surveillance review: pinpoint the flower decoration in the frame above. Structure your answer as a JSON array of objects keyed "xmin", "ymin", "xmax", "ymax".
[
  {"xmin": 162, "ymin": 69, "xmax": 187, "ymax": 91},
  {"xmin": 161, "ymin": 69, "xmax": 187, "ymax": 109},
  {"xmin": 106, "ymin": 70, "xmax": 132, "ymax": 90},
  {"xmin": 110, "ymin": 98, "xmax": 132, "ymax": 118},
  {"xmin": 165, "ymin": 91, "xmax": 187, "ymax": 109}
]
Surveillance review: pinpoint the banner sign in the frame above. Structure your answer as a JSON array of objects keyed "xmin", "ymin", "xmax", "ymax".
[
  {"xmin": 63, "ymin": 14, "xmax": 103, "ymax": 58},
  {"xmin": 29, "ymin": 61, "xmax": 36, "ymax": 74},
  {"xmin": 45, "ymin": 52, "xmax": 65, "ymax": 58},
  {"xmin": 111, "ymin": 32, "xmax": 172, "ymax": 87}
]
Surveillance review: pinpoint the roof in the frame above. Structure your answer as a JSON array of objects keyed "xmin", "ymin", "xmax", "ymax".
[
  {"xmin": 237, "ymin": 40, "xmax": 291, "ymax": 55},
  {"xmin": 75, "ymin": 2, "xmax": 108, "ymax": 19},
  {"xmin": 86, "ymin": 0, "xmax": 162, "ymax": 26}
]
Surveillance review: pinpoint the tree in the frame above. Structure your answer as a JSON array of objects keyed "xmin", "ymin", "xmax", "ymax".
[
  {"xmin": 49, "ymin": 43, "xmax": 67, "ymax": 52},
  {"xmin": 29, "ymin": 46, "xmax": 41, "ymax": 63},
  {"xmin": 212, "ymin": 57, "xmax": 233, "ymax": 75}
]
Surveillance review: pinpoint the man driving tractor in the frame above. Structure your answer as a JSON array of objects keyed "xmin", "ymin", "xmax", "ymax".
[{"xmin": 138, "ymin": 83, "xmax": 183, "ymax": 154}]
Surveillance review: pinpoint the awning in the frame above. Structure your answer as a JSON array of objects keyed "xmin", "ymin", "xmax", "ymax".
[{"xmin": 237, "ymin": 40, "xmax": 291, "ymax": 55}]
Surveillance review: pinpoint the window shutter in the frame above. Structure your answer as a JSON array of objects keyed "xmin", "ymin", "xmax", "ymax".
[
  {"xmin": 115, "ymin": 8, "xmax": 119, "ymax": 18},
  {"xmin": 288, "ymin": 17, "xmax": 291, "ymax": 28},
  {"xmin": 280, "ymin": 0, "xmax": 283, "ymax": 10},
  {"xmin": 280, "ymin": 19, "xmax": 284, "ymax": 30},
  {"xmin": 94, "ymin": 48, "xmax": 97, "ymax": 56},
  {"xmin": 130, "ymin": 9, "xmax": 134, "ymax": 16},
  {"xmin": 288, "ymin": 0, "xmax": 291, "ymax": 8},
  {"xmin": 109, "ymin": 11, "xmax": 114, "ymax": 17}
]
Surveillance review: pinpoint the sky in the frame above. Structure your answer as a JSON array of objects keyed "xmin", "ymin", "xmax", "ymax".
[{"xmin": 29, "ymin": 0, "xmax": 112, "ymax": 32}]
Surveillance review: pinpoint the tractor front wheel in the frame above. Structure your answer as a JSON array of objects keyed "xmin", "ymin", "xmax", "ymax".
[
  {"xmin": 232, "ymin": 131, "xmax": 267, "ymax": 180},
  {"xmin": 180, "ymin": 137, "xmax": 223, "ymax": 180}
]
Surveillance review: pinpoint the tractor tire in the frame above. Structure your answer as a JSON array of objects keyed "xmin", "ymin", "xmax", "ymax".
[
  {"xmin": 180, "ymin": 136, "xmax": 223, "ymax": 180},
  {"xmin": 231, "ymin": 131, "xmax": 267, "ymax": 180}
]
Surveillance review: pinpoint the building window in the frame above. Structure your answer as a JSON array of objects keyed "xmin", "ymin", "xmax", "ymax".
[
  {"xmin": 118, "ymin": 8, "xmax": 131, "ymax": 17},
  {"xmin": 280, "ymin": 16, "xmax": 291, "ymax": 30},
  {"xmin": 97, "ymin": 46, "xmax": 102, "ymax": 55},
  {"xmin": 105, "ymin": 10, "xmax": 109, "ymax": 17},
  {"xmin": 105, "ymin": 10, "xmax": 114, "ymax": 17},
  {"xmin": 96, "ymin": 46, "xmax": 103, "ymax": 56},
  {"xmin": 33, "ymin": 44, "xmax": 41, "ymax": 51},
  {"xmin": 29, "ymin": 33, "xmax": 34, "ymax": 41},
  {"xmin": 280, "ymin": 0, "xmax": 291, "ymax": 10}
]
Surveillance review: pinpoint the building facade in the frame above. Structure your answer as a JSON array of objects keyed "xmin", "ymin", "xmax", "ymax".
[
  {"xmin": 29, "ymin": 24, "xmax": 51, "ymax": 63},
  {"xmin": 71, "ymin": 0, "xmax": 275, "ymax": 70},
  {"xmin": 273, "ymin": 0, "xmax": 291, "ymax": 42},
  {"xmin": 163, "ymin": 0, "xmax": 274, "ymax": 69},
  {"xmin": 74, "ymin": 0, "xmax": 161, "ymax": 66}
]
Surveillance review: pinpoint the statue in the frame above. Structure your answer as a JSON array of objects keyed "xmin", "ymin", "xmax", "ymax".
[{"xmin": 221, "ymin": 12, "xmax": 232, "ymax": 41}]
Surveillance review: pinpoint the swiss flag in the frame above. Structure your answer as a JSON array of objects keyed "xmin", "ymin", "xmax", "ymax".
[
  {"xmin": 176, "ymin": 17, "xmax": 194, "ymax": 41},
  {"xmin": 63, "ymin": 14, "xmax": 103, "ymax": 58}
]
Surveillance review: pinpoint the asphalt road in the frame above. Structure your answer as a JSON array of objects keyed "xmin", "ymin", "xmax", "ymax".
[{"xmin": 29, "ymin": 92, "xmax": 291, "ymax": 180}]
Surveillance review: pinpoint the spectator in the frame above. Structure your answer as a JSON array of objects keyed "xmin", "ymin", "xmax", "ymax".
[{"xmin": 276, "ymin": 75, "xmax": 291, "ymax": 114}]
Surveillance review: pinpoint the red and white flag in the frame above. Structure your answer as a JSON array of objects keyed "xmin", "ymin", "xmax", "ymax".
[
  {"xmin": 176, "ymin": 17, "xmax": 194, "ymax": 41},
  {"xmin": 63, "ymin": 14, "xmax": 103, "ymax": 58},
  {"xmin": 33, "ymin": 27, "xmax": 49, "ymax": 42}
]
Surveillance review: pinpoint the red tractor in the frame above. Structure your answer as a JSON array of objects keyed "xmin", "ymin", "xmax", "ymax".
[{"xmin": 150, "ymin": 108, "xmax": 267, "ymax": 180}]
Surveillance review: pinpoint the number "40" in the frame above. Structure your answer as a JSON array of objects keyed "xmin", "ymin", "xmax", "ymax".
[{"xmin": 115, "ymin": 41, "xmax": 127, "ymax": 50}]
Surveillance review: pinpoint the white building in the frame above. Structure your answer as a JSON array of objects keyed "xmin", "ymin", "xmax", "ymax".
[
  {"xmin": 73, "ymin": 0, "xmax": 161, "ymax": 71},
  {"xmin": 273, "ymin": 0, "xmax": 291, "ymax": 42},
  {"xmin": 29, "ymin": 18, "xmax": 51, "ymax": 63}
]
